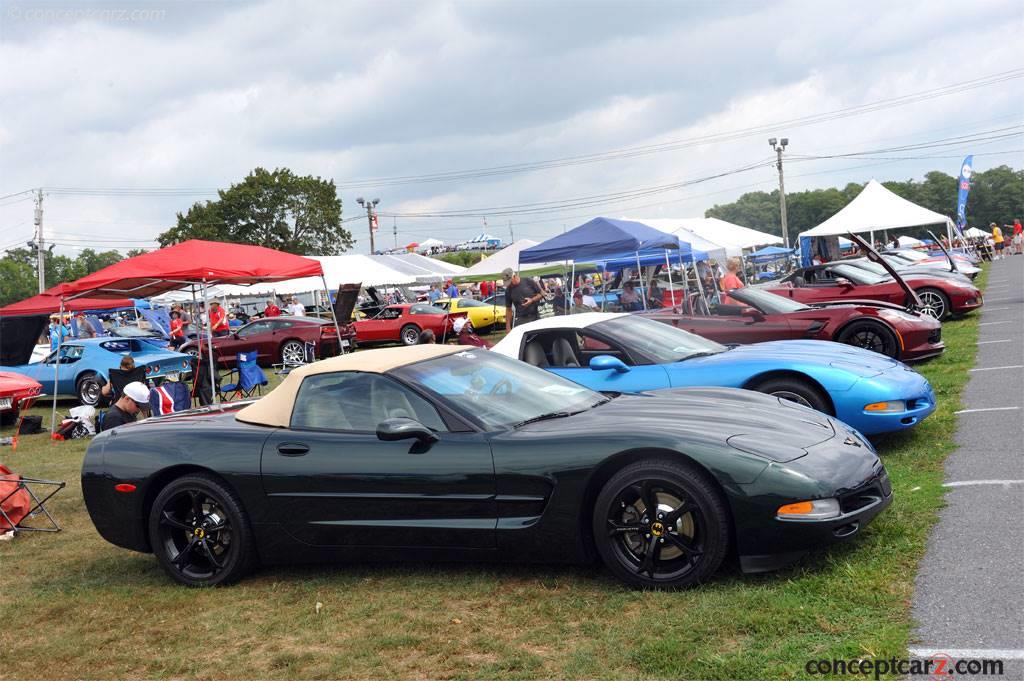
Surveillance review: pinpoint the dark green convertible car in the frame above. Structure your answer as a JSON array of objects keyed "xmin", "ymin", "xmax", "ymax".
[{"xmin": 82, "ymin": 345, "xmax": 891, "ymax": 589}]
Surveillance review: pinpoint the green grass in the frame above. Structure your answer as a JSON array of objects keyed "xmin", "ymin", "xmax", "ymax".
[{"xmin": 0, "ymin": 269, "xmax": 986, "ymax": 680}]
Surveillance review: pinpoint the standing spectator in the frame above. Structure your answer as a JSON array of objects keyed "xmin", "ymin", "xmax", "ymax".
[
  {"xmin": 720, "ymin": 258, "xmax": 745, "ymax": 304},
  {"xmin": 503, "ymin": 267, "xmax": 543, "ymax": 330},
  {"xmin": 991, "ymin": 223, "xmax": 1004, "ymax": 259},
  {"xmin": 287, "ymin": 297, "xmax": 306, "ymax": 317},
  {"xmin": 428, "ymin": 284, "xmax": 442, "ymax": 303},
  {"xmin": 479, "ymin": 279, "xmax": 491, "ymax": 299},
  {"xmin": 445, "ymin": 279, "xmax": 459, "ymax": 298},
  {"xmin": 619, "ymin": 282, "xmax": 642, "ymax": 311},
  {"xmin": 209, "ymin": 301, "xmax": 229, "ymax": 337},
  {"xmin": 168, "ymin": 311, "xmax": 186, "ymax": 349},
  {"xmin": 1012, "ymin": 219, "xmax": 1023, "ymax": 255},
  {"xmin": 264, "ymin": 299, "xmax": 282, "ymax": 317}
]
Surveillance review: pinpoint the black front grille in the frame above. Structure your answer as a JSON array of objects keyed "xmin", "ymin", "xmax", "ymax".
[
  {"xmin": 838, "ymin": 468, "xmax": 890, "ymax": 514},
  {"xmin": 928, "ymin": 328, "xmax": 942, "ymax": 344}
]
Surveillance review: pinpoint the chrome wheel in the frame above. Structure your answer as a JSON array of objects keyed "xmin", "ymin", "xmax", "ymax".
[
  {"xmin": 917, "ymin": 289, "xmax": 947, "ymax": 319},
  {"xmin": 77, "ymin": 375, "xmax": 101, "ymax": 406},
  {"xmin": 281, "ymin": 341, "xmax": 304, "ymax": 364},
  {"xmin": 400, "ymin": 325, "xmax": 420, "ymax": 346}
]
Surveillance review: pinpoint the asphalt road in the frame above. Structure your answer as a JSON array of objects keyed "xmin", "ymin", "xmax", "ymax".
[{"xmin": 910, "ymin": 256, "xmax": 1024, "ymax": 679}]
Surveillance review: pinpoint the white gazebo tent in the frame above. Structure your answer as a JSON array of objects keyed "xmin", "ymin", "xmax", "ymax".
[
  {"xmin": 654, "ymin": 217, "xmax": 782, "ymax": 257},
  {"xmin": 457, "ymin": 239, "xmax": 567, "ymax": 281},
  {"xmin": 798, "ymin": 180, "xmax": 953, "ymax": 263},
  {"xmin": 963, "ymin": 227, "xmax": 991, "ymax": 240}
]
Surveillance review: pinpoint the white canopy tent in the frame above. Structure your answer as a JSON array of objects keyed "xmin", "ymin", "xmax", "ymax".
[
  {"xmin": 414, "ymin": 238, "xmax": 444, "ymax": 253},
  {"xmin": 799, "ymin": 180, "xmax": 953, "ymax": 240},
  {"xmin": 457, "ymin": 239, "xmax": 568, "ymax": 280},
  {"xmin": 896, "ymin": 235, "xmax": 924, "ymax": 247},
  {"xmin": 630, "ymin": 217, "xmax": 781, "ymax": 257},
  {"xmin": 963, "ymin": 227, "xmax": 992, "ymax": 240},
  {"xmin": 621, "ymin": 218, "xmax": 730, "ymax": 261}
]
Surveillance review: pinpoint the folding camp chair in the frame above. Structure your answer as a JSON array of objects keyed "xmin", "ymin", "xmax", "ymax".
[
  {"xmin": 219, "ymin": 351, "xmax": 268, "ymax": 401},
  {"xmin": 0, "ymin": 464, "xmax": 66, "ymax": 534},
  {"xmin": 107, "ymin": 367, "xmax": 147, "ymax": 402}
]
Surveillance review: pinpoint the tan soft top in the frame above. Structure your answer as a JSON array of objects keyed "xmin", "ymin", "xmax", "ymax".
[{"xmin": 236, "ymin": 344, "xmax": 465, "ymax": 428}]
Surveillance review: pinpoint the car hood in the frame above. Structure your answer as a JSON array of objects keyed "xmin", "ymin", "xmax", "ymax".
[
  {"xmin": 521, "ymin": 387, "xmax": 836, "ymax": 462},
  {"xmin": 679, "ymin": 340, "xmax": 899, "ymax": 378}
]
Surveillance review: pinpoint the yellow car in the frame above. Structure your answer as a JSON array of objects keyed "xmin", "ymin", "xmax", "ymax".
[{"xmin": 433, "ymin": 297, "xmax": 506, "ymax": 333}]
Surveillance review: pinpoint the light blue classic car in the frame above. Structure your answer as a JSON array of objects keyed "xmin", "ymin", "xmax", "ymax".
[
  {"xmin": 1, "ymin": 337, "xmax": 193, "ymax": 406},
  {"xmin": 492, "ymin": 312, "xmax": 936, "ymax": 436}
]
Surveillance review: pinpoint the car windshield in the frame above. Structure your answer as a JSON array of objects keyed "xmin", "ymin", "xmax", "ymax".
[
  {"xmin": 830, "ymin": 264, "xmax": 884, "ymax": 285},
  {"xmin": 457, "ymin": 299, "xmax": 487, "ymax": 308},
  {"xmin": 112, "ymin": 326, "xmax": 161, "ymax": 338},
  {"xmin": 845, "ymin": 259, "xmax": 889, "ymax": 276},
  {"xmin": 891, "ymin": 249, "xmax": 928, "ymax": 262},
  {"xmin": 730, "ymin": 288, "xmax": 809, "ymax": 313},
  {"xmin": 391, "ymin": 350, "xmax": 607, "ymax": 430},
  {"xmin": 594, "ymin": 315, "xmax": 726, "ymax": 363}
]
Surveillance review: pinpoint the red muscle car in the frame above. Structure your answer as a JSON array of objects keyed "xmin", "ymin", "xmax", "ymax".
[
  {"xmin": 353, "ymin": 303, "xmax": 465, "ymax": 346},
  {"xmin": 0, "ymin": 372, "xmax": 43, "ymax": 425},
  {"xmin": 764, "ymin": 234, "xmax": 982, "ymax": 320},
  {"xmin": 180, "ymin": 316, "xmax": 355, "ymax": 368},
  {"xmin": 644, "ymin": 286, "xmax": 944, "ymax": 362}
]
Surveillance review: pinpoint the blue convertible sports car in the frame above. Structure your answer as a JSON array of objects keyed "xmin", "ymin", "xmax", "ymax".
[
  {"xmin": 492, "ymin": 313, "xmax": 935, "ymax": 435},
  {"xmin": 0, "ymin": 337, "xmax": 193, "ymax": 406}
]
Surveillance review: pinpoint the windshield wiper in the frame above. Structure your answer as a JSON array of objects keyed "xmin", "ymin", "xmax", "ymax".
[
  {"xmin": 680, "ymin": 350, "xmax": 723, "ymax": 361},
  {"xmin": 512, "ymin": 411, "xmax": 573, "ymax": 428}
]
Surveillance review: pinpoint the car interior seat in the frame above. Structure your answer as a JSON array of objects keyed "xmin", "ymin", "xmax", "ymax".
[
  {"xmin": 551, "ymin": 337, "xmax": 580, "ymax": 367},
  {"xmin": 791, "ymin": 274, "xmax": 806, "ymax": 287},
  {"xmin": 523, "ymin": 340, "xmax": 549, "ymax": 367},
  {"xmin": 370, "ymin": 380, "xmax": 417, "ymax": 424}
]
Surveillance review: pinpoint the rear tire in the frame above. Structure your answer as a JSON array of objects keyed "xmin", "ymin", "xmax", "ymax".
[
  {"xmin": 148, "ymin": 473, "xmax": 256, "ymax": 587},
  {"xmin": 753, "ymin": 376, "xmax": 831, "ymax": 414},
  {"xmin": 593, "ymin": 459, "xmax": 729, "ymax": 590},
  {"xmin": 400, "ymin": 324, "xmax": 420, "ymax": 346},
  {"xmin": 280, "ymin": 340, "xmax": 305, "ymax": 364},
  {"xmin": 836, "ymin": 321, "xmax": 899, "ymax": 359}
]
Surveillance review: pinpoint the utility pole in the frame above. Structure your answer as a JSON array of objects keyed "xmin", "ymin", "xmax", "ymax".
[
  {"xmin": 508, "ymin": 219, "xmax": 513, "ymax": 242},
  {"xmin": 769, "ymin": 138, "xmax": 790, "ymax": 248},
  {"xmin": 356, "ymin": 197, "xmax": 380, "ymax": 254},
  {"xmin": 34, "ymin": 189, "xmax": 45, "ymax": 293}
]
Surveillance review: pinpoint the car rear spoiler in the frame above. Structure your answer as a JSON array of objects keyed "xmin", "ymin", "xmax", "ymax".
[
  {"xmin": 927, "ymin": 230, "xmax": 961, "ymax": 275},
  {"xmin": 846, "ymin": 233, "xmax": 923, "ymax": 311}
]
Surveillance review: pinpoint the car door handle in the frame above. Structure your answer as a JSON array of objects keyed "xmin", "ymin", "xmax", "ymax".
[{"xmin": 276, "ymin": 443, "xmax": 309, "ymax": 456}]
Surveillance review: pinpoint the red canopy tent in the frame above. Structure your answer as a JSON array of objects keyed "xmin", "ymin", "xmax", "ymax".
[
  {"xmin": 45, "ymin": 240, "xmax": 335, "ymax": 428},
  {"xmin": 0, "ymin": 284, "xmax": 133, "ymax": 317}
]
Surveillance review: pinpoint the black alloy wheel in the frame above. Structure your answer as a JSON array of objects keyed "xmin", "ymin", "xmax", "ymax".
[
  {"xmin": 76, "ymin": 372, "xmax": 102, "ymax": 406},
  {"xmin": 148, "ymin": 474, "xmax": 256, "ymax": 587},
  {"xmin": 400, "ymin": 324, "xmax": 420, "ymax": 346},
  {"xmin": 593, "ymin": 460, "xmax": 729, "ymax": 589},
  {"xmin": 836, "ymin": 321, "xmax": 899, "ymax": 359},
  {"xmin": 915, "ymin": 288, "xmax": 949, "ymax": 320},
  {"xmin": 753, "ymin": 376, "xmax": 831, "ymax": 413}
]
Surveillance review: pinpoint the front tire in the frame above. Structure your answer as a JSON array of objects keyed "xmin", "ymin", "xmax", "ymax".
[
  {"xmin": 400, "ymin": 324, "xmax": 420, "ymax": 346},
  {"xmin": 753, "ymin": 376, "xmax": 831, "ymax": 413},
  {"xmin": 148, "ymin": 474, "xmax": 256, "ymax": 587},
  {"xmin": 836, "ymin": 321, "xmax": 899, "ymax": 359},
  {"xmin": 915, "ymin": 287, "xmax": 949, "ymax": 320},
  {"xmin": 76, "ymin": 372, "xmax": 102, "ymax": 406},
  {"xmin": 592, "ymin": 459, "xmax": 729, "ymax": 590}
]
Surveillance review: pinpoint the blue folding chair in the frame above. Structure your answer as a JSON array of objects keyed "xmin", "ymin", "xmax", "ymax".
[{"xmin": 219, "ymin": 351, "xmax": 268, "ymax": 401}]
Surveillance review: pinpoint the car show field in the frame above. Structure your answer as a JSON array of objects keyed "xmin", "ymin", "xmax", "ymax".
[{"xmin": 0, "ymin": 267, "xmax": 987, "ymax": 680}]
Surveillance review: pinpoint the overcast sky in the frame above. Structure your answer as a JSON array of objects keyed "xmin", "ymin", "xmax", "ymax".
[{"xmin": 1, "ymin": 0, "xmax": 1022, "ymax": 256}]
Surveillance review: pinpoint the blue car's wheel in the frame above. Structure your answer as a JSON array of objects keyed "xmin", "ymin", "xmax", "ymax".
[
  {"xmin": 76, "ymin": 372, "xmax": 102, "ymax": 406},
  {"xmin": 753, "ymin": 377, "xmax": 831, "ymax": 414},
  {"xmin": 593, "ymin": 459, "xmax": 729, "ymax": 590}
]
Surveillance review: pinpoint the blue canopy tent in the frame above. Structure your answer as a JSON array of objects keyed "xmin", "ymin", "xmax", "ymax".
[
  {"xmin": 519, "ymin": 217, "xmax": 680, "ymax": 312},
  {"xmin": 746, "ymin": 246, "xmax": 795, "ymax": 264},
  {"xmin": 594, "ymin": 244, "xmax": 712, "ymax": 311}
]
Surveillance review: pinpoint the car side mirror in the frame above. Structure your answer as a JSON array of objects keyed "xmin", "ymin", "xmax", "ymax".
[
  {"xmin": 376, "ymin": 418, "xmax": 438, "ymax": 444},
  {"xmin": 835, "ymin": 277, "xmax": 852, "ymax": 287},
  {"xmin": 589, "ymin": 355, "xmax": 630, "ymax": 373},
  {"xmin": 740, "ymin": 307, "xmax": 765, "ymax": 321}
]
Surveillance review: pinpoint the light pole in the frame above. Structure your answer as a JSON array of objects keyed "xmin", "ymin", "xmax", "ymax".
[
  {"xmin": 769, "ymin": 137, "xmax": 790, "ymax": 248},
  {"xmin": 356, "ymin": 197, "xmax": 380, "ymax": 254}
]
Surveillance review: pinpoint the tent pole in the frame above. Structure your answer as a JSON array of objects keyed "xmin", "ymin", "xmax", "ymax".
[
  {"xmin": 569, "ymin": 261, "xmax": 575, "ymax": 313},
  {"xmin": 321, "ymin": 274, "xmax": 345, "ymax": 355},
  {"xmin": 202, "ymin": 280, "xmax": 220, "ymax": 408},
  {"xmin": 664, "ymin": 250, "xmax": 674, "ymax": 309},
  {"xmin": 636, "ymin": 251, "xmax": 647, "ymax": 311},
  {"xmin": 50, "ymin": 299, "xmax": 64, "ymax": 436}
]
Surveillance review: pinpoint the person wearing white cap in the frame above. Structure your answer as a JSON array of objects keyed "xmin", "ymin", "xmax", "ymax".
[{"xmin": 100, "ymin": 381, "xmax": 150, "ymax": 432}]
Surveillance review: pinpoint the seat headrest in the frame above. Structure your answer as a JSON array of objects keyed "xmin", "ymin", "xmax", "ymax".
[{"xmin": 523, "ymin": 340, "xmax": 548, "ymax": 367}]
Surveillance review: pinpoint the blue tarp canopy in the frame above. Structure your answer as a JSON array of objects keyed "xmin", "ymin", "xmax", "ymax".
[
  {"xmin": 747, "ymin": 246, "xmax": 795, "ymax": 264},
  {"xmin": 519, "ymin": 217, "xmax": 679, "ymax": 264},
  {"xmin": 596, "ymin": 245, "xmax": 705, "ymax": 271}
]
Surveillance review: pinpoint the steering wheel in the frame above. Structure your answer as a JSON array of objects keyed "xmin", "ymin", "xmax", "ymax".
[{"xmin": 490, "ymin": 378, "xmax": 513, "ymax": 397}]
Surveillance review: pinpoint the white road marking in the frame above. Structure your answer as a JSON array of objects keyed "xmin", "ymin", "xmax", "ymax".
[
  {"xmin": 977, "ymin": 339, "xmax": 1011, "ymax": 344},
  {"xmin": 979, "ymin": 321, "xmax": 1013, "ymax": 326},
  {"xmin": 985, "ymin": 298, "xmax": 1016, "ymax": 303},
  {"xmin": 983, "ymin": 306, "xmax": 1012, "ymax": 311},
  {"xmin": 970, "ymin": 365, "xmax": 1024, "ymax": 372},
  {"xmin": 943, "ymin": 479, "xmax": 1024, "ymax": 488},
  {"xmin": 908, "ymin": 647, "xmax": 1024, "ymax": 660},
  {"xmin": 954, "ymin": 406, "xmax": 1021, "ymax": 414}
]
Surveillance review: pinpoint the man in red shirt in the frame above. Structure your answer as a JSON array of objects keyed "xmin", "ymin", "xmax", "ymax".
[
  {"xmin": 479, "ymin": 279, "xmax": 491, "ymax": 299},
  {"xmin": 209, "ymin": 301, "xmax": 229, "ymax": 336},
  {"xmin": 1012, "ymin": 219, "xmax": 1023, "ymax": 255},
  {"xmin": 264, "ymin": 299, "xmax": 282, "ymax": 317}
]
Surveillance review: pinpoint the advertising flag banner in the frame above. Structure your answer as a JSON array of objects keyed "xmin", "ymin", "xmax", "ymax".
[{"xmin": 955, "ymin": 155, "xmax": 973, "ymax": 236}]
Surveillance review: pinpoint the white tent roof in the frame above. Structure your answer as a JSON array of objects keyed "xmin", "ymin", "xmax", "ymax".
[
  {"xmin": 621, "ymin": 217, "xmax": 732, "ymax": 260},
  {"xmin": 629, "ymin": 217, "xmax": 781, "ymax": 256},
  {"xmin": 896, "ymin": 235, "xmax": 924, "ymax": 247},
  {"xmin": 459, "ymin": 239, "xmax": 566, "ymax": 278},
  {"xmin": 415, "ymin": 238, "xmax": 444, "ymax": 252},
  {"xmin": 963, "ymin": 227, "xmax": 991, "ymax": 239},
  {"xmin": 799, "ymin": 180, "xmax": 952, "ymax": 238}
]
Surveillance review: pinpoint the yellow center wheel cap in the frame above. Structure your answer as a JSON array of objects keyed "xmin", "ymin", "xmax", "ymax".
[
  {"xmin": 194, "ymin": 528, "xmax": 205, "ymax": 538},
  {"xmin": 650, "ymin": 522, "xmax": 665, "ymax": 537}
]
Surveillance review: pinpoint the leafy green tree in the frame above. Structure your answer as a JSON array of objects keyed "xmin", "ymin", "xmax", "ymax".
[
  {"xmin": 0, "ymin": 254, "xmax": 39, "ymax": 307},
  {"xmin": 0, "ymin": 247, "xmax": 125, "ymax": 306},
  {"xmin": 159, "ymin": 167, "xmax": 353, "ymax": 255},
  {"xmin": 125, "ymin": 248, "xmax": 149, "ymax": 258}
]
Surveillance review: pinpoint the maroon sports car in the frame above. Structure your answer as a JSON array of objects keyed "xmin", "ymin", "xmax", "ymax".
[
  {"xmin": 353, "ymin": 303, "xmax": 466, "ymax": 346},
  {"xmin": 644, "ymin": 287, "xmax": 944, "ymax": 362},
  {"xmin": 179, "ymin": 316, "xmax": 355, "ymax": 368},
  {"xmin": 764, "ymin": 234, "xmax": 982, "ymax": 320}
]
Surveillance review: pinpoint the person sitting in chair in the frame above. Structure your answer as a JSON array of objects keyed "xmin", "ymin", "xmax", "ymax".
[
  {"xmin": 619, "ymin": 282, "xmax": 642, "ymax": 311},
  {"xmin": 100, "ymin": 381, "xmax": 150, "ymax": 432},
  {"xmin": 100, "ymin": 355, "xmax": 136, "ymax": 402}
]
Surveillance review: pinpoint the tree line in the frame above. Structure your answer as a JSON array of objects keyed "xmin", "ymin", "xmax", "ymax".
[{"xmin": 705, "ymin": 165, "xmax": 1023, "ymax": 239}]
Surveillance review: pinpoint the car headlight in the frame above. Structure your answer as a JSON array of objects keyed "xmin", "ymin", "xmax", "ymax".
[
  {"xmin": 864, "ymin": 400, "xmax": 905, "ymax": 413},
  {"xmin": 777, "ymin": 498, "xmax": 841, "ymax": 520}
]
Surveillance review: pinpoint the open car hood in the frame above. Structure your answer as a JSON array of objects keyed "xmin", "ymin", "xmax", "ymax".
[
  {"xmin": 333, "ymin": 283, "xmax": 361, "ymax": 322},
  {"xmin": 847, "ymin": 233, "xmax": 922, "ymax": 310},
  {"xmin": 927, "ymin": 229, "xmax": 961, "ymax": 275}
]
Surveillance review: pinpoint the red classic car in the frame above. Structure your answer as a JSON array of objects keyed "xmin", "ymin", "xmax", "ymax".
[
  {"xmin": 764, "ymin": 234, "xmax": 982, "ymax": 320},
  {"xmin": 353, "ymin": 303, "xmax": 465, "ymax": 346},
  {"xmin": 180, "ymin": 316, "xmax": 355, "ymax": 367},
  {"xmin": 0, "ymin": 371, "xmax": 43, "ymax": 425},
  {"xmin": 644, "ymin": 286, "xmax": 944, "ymax": 362}
]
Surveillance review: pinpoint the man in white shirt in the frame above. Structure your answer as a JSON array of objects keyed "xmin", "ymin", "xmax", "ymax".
[{"xmin": 287, "ymin": 297, "xmax": 306, "ymax": 317}]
